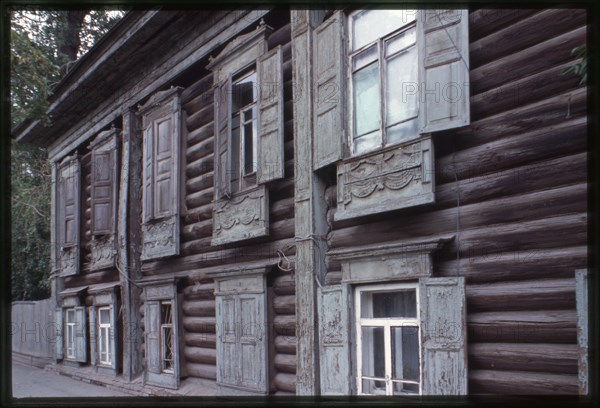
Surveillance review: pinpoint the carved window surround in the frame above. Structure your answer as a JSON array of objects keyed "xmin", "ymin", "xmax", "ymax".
[
  {"xmin": 88, "ymin": 282, "xmax": 120, "ymax": 375},
  {"xmin": 335, "ymin": 135, "xmax": 434, "ymax": 221}
]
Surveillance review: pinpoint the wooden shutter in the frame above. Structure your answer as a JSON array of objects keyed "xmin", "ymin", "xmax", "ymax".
[
  {"xmin": 91, "ymin": 150, "xmax": 115, "ymax": 234},
  {"xmin": 575, "ymin": 269, "xmax": 588, "ymax": 395},
  {"xmin": 318, "ymin": 285, "xmax": 351, "ymax": 395},
  {"xmin": 142, "ymin": 125, "xmax": 154, "ymax": 223},
  {"xmin": 417, "ymin": 9, "xmax": 470, "ymax": 133},
  {"xmin": 89, "ymin": 306, "xmax": 97, "ymax": 366},
  {"xmin": 145, "ymin": 301, "xmax": 161, "ymax": 374},
  {"xmin": 313, "ymin": 11, "xmax": 346, "ymax": 170},
  {"xmin": 74, "ymin": 306, "xmax": 88, "ymax": 363},
  {"xmin": 111, "ymin": 303, "xmax": 119, "ymax": 371},
  {"xmin": 154, "ymin": 115, "xmax": 176, "ymax": 218},
  {"xmin": 217, "ymin": 296, "xmax": 238, "ymax": 386},
  {"xmin": 419, "ymin": 277, "xmax": 467, "ymax": 395},
  {"xmin": 238, "ymin": 294, "xmax": 267, "ymax": 391},
  {"xmin": 257, "ymin": 46, "xmax": 284, "ymax": 184},
  {"xmin": 215, "ymin": 76, "xmax": 232, "ymax": 199},
  {"xmin": 57, "ymin": 156, "xmax": 80, "ymax": 275},
  {"xmin": 55, "ymin": 308, "xmax": 63, "ymax": 360}
]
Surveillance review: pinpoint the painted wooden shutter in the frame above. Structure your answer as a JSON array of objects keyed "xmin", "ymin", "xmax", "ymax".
[
  {"xmin": 57, "ymin": 157, "xmax": 80, "ymax": 275},
  {"xmin": 417, "ymin": 9, "xmax": 470, "ymax": 133},
  {"xmin": 91, "ymin": 150, "xmax": 114, "ymax": 234},
  {"xmin": 217, "ymin": 296, "xmax": 238, "ymax": 386},
  {"xmin": 313, "ymin": 11, "xmax": 346, "ymax": 170},
  {"xmin": 89, "ymin": 306, "xmax": 97, "ymax": 366},
  {"xmin": 111, "ymin": 304, "xmax": 119, "ymax": 371},
  {"xmin": 154, "ymin": 115, "xmax": 176, "ymax": 218},
  {"xmin": 419, "ymin": 277, "xmax": 467, "ymax": 395},
  {"xmin": 257, "ymin": 45, "xmax": 284, "ymax": 184},
  {"xmin": 215, "ymin": 76, "xmax": 232, "ymax": 199},
  {"xmin": 142, "ymin": 125, "xmax": 154, "ymax": 223},
  {"xmin": 238, "ymin": 294, "xmax": 267, "ymax": 391},
  {"xmin": 55, "ymin": 308, "xmax": 63, "ymax": 360},
  {"xmin": 74, "ymin": 306, "xmax": 88, "ymax": 363},
  {"xmin": 145, "ymin": 301, "xmax": 161, "ymax": 374},
  {"xmin": 318, "ymin": 285, "xmax": 351, "ymax": 395},
  {"xmin": 575, "ymin": 269, "xmax": 589, "ymax": 395}
]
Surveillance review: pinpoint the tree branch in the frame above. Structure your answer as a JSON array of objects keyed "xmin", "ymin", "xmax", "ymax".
[{"xmin": 11, "ymin": 197, "xmax": 48, "ymax": 218}]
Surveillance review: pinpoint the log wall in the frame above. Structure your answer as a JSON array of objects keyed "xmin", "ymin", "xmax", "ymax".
[{"xmin": 323, "ymin": 8, "xmax": 587, "ymax": 395}]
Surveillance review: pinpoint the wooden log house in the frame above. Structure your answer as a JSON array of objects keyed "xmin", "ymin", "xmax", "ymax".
[{"xmin": 13, "ymin": 7, "xmax": 589, "ymax": 396}]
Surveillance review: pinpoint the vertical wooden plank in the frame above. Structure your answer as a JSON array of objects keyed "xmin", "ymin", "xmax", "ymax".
[
  {"xmin": 575, "ymin": 269, "xmax": 588, "ymax": 395},
  {"xmin": 418, "ymin": 9, "xmax": 470, "ymax": 133},
  {"xmin": 257, "ymin": 45, "xmax": 285, "ymax": 183},
  {"xmin": 312, "ymin": 11, "xmax": 346, "ymax": 170},
  {"xmin": 142, "ymin": 125, "xmax": 154, "ymax": 223},
  {"xmin": 216, "ymin": 296, "xmax": 238, "ymax": 386},
  {"xmin": 74, "ymin": 306, "xmax": 88, "ymax": 363},
  {"xmin": 89, "ymin": 306, "xmax": 97, "ymax": 367},
  {"xmin": 55, "ymin": 308, "xmax": 63, "ymax": 360},
  {"xmin": 419, "ymin": 277, "xmax": 467, "ymax": 395},
  {"xmin": 215, "ymin": 77, "xmax": 232, "ymax": 200},
  {"xmin": 145, "ymin": 301, "xmax": 161, "ymax": 374},
  {"xmin": 111, "ymin": 302, "xmax": 119, "ymax": 372}
]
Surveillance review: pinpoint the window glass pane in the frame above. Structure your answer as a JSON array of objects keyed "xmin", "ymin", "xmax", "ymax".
[
  {"xmin": 161, "ymin": 302, "xmax": 172, "ymax": 325},
  {"xmin": 386, "ymin": 45, "xmax": 418, "ymax": 127},
  {"xmin": 385, "ymin": 27, "xmax": 416, "ymax": 57},
  {"xmin": 393, "ymin": 381, "xmax": 419, "ymax": 395},
  {"xmin": 353, "ymin": 62, "xmax": 380, "ymax": 138},
  {"xmin": 232, "ymin": 71, "xmax": 257, "ymax": 111},
  {"xmin": 354, "ymin": 131, "xmax": 381, "ymax": 155},
  {"xmin": 392, "ymin": 326, "xmax": 419, "ymax": 381},
  {"xmin": 162, "ymin": 325, "xmax": 174, "ymax": 371},
  {"xmin": 362, "ymin": 378, "xmax": 387, "ymax": 395},
  {"xmin": 352, "ymin": 9, "xmax": 416, "ymax": 51},
  {"xmin": 243, "ymin": 120, "xmax": 255, "ymax": 174},
  {"xmin": 352, "ymin": 44, "xmax": 378, "ymax": 71},
  {"xmin": 66, "ymin": 309, "xmax": 75, "ymax": 323},
  {"xmin": 361, "ymin": 326, "xmax": 385, "ymax": 378},
  {"xmin": 386, "ymin": 118, "xmax": 419, "ymax": 145},
  {"xmin": 231, "ymin": 123, "xmax": 240, "ymax": 193},
  {"xmin": 99, "ymin": 308, "xmax": 110, "ymax": 325},
  {"xmin": 361, "ymin": 289, "xmax": 417, "ymax": 318}
]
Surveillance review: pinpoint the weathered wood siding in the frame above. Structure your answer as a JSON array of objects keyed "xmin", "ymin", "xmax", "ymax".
[{"xmin": 324, "ymin": 8, "xmax": 587, "ymax": 395}]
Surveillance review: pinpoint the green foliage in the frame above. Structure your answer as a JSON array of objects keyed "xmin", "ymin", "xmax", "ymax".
[{"xmin": 563, "ymin": 44, "xmax": 587, "ymax": 86}]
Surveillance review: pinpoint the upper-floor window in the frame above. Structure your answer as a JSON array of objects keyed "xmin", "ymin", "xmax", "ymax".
[
  {"xmin": 349, "ymin": 10, "xmax": 418, "ymax": 155},
  {"xmin": 230, "ymin": 69, "xmax": 258, "ymax": 193}
]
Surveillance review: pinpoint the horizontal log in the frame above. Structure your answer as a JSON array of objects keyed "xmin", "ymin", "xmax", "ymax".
[
  {"xmin": 183, "ymin": 282, "xmax": 215, "ymax": 298},
  {"xmin": 273, "ymin": 391, "xmax": 294, "ymax": 396},
  {"xmin": 274, "ymin": 335, "xmax": 296, "ymax": 355},
  {"xmin": 272, "ymin": 273, "xmax": 295, "ymax": 296},
  {"xmin": 469, "ymin": 9, "xmax": 539, "ymax": 41},
  {"xmin": 325, "ymin": 271, "xmax": 342, "ymax": 286},
  {"xmin": 268, "ymin": 22, "xmax": 291, "ymax": 49},
  {"xmin": 435, "ymin": 151, "xmax": 587, "ymax": 211},
  {"xmin": 470, "ymin": 26, "xmax": 586, "ymax": 94},
  {"xmin": 186, "ymin": 104, "xmax": 213, "ymax": 132},
  {"xmin": 270, "ymin": 196, "xmax": 295, "ymax": 223},
  {"xmin": 186, "ymin": 362, "xmax": 217, "ymax": 380},
  {"xmin": 469, "ymin": 369, "xmax": 578, "ymax": 395},
  {"xmin": 273, "ymin": 295, "xmax": 295, "ymax": 315},
  {"xmin": 186, "ymin": 153, "xmax": 214, "ymax": 179},
  {"xmin": 64, "ymin": 271, "xmax": 115, "ymax": 287},
  {"xmin": 438, "ymin": 245, "xmax": 587, "ymax": 284},
  {"xmin": 469, "ymin": 343, "xmax": 578, "ymax": 375},
  {"xmin": 467, "ymin": 310, "xmax": 577, "ymax": 343},
  {"xmin": 186, "ymin": 186, "xmax": 213, "ymax": 210},
  {"xmin": 466, "ymin": 278, "xmax": 576, "ymax": 312},
  {"xmin": 471, "ymin": 60, "xmax": 582, "ymax": 123},
  {"xmin": 187, "ymin": 120, "xmax": 213, "ymax": 147},
  {"xmin": 186, "ymin": 173, "xmax": 213, "ymax": 196},
  {"xmin": 436, "ymin": 116, "xmax": 586, "ymax": 184},
  {"xmin": 182, "ymin": 299, "xmax": 215, "ymax": 317},
  {"xmin": 184, "ymin": 333, "xmax": 216, "ymax": 349},
  {"xmin": 181, "ymin": 72, "xmax": 213, "ymax": 105},
  {"xmin": 273, "ymin": 315, "xmax": 295, "ymax": 336},
  {"xmin": 184, "ymin": 346, "xmax": 216, "ymax": 365},
  {"xmin": 273, "ymin": 372, "xmax": 296, "ymax": 393},
  {"xmin": 186, "ymin": 136, "xmax": 213, "ymax": 164},
  {"xmin": 470, "ymin": 9, "xmax": 586, "ymax": 69},
  {"xmin": 183, "ymin": 316, "xmax": 216, "ymax": 333},
  {"xmin": 181, "ymin": 219, "xmax": 213, "ymax": 241},
  {"xmin": 274, "ymin": 353, "xmax": 296, "ymax": 374},
  {"xmin": 183, "ymin": 89, "xmax": 213, "ymax": 118},
  {"xmin": 183, "ymin": 202, "xmax": 213, "ymax": 225}
]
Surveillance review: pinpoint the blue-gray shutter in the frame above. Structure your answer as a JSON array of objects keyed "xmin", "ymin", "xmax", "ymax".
[
  {"xmin": 145, "ymin": 300, "xmax": 161, "ymax": 374},
  {"xmin": 318, "ymin": 285, "xmax": 351, "ymax": 395},
  {"xmin": 215, "ymin": 76, "xmax": 232, "ymax": 199},
  {"xmin": 89, "ymin": 306, "xmax": 97, "ymax": 366},
  {"xmin": 142, "ymin": 125, "xmax": 154, "ymax": 223},
  {"xmin": 55, "ymin": 308, "xmax": 63, "ymax": 360},
  {"xmin": 419, "ymin": 277, "xmax": 467, "ymax": 395},
  {"xmin": 417, "ymin": 9, "xmax": 470, "ymax": 133},
  {"xmin": 74, "ymin": 306, "xmax": 88, "ymax": 363}
]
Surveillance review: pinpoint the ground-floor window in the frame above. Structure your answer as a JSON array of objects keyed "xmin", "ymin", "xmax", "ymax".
[
  {"xmin": 65, "ymin": 308, "xmax": 76, "ymax": 359},
  {"xmin": 160, "ymin": 301, "xmax": 174, "ymax": 373},
  {"xmin": 355, "ymin": 283, "xmax": 421, "ymax": 395},
  {"xmin": 98, "ymin": 306, "xmax": 112, "ymax": 365}
]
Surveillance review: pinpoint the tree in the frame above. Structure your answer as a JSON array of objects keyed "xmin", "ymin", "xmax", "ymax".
[{"xmin": 11, "ymin": 8, "xmax": 125, "ymax": 300}]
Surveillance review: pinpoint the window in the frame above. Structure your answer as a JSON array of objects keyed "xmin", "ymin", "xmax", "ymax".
[
  {"xmin": 160, "ymin": 301, "xmax": 175, "ymax": 373},
  {"xmin": 349, "ymin": 10, "xmax": 419, "ymax": 155},
  {"xmin": 355, "ymin": 284, "xmax": 420, "ymax": 395},
  {"xmin": 98, "ymin": 307, "xmax": 112, "ymax": 365},
  {"xmin": 230, "ymin": 69, "xmax": 258, "ymax": 193},
  {"xmin": 65, "ymin": 309, "xmax": 76, "ymax": 359}
]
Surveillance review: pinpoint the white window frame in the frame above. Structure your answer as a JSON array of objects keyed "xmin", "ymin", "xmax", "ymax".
[
  {"xmin": 160, "ymin": 301, "xmax": 175, "ymax": 374},
  {"xmin": 355, "ymin": 282, "xmax": 421, "ymax": 396},
  {"xmin": 347, "ymin": 9, "xmax": 419, "ymax": 156},
  {"xmin": 65, "ymin": 308, "xmax": 76, "ymax": 359},
  {"xmin": 97, "ymin": 306, "xmax": 112, "ymax": 366}
]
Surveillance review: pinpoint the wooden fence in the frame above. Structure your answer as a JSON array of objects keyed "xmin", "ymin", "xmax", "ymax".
[{"xmin": 11, "ymin": 299, "xmax": 54, "ymax": 368}]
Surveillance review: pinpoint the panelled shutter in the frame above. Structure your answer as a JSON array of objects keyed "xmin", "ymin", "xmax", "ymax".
[
  {"xmin": 89, "ymin": 306, "xmax": 97, "ymax": 366},
  {"xmin": 217, "ymin": 296, "xmax": 238, "ymax": 386},
  {"xmin": 318, "ymin": 285, "xmax": 351, "ymax": 395},
  {"xmin": 154, "ymin": 113, "xmax": 176, "ymax": 218},
  {"xmin": 55, "ymin": 308, "xmax": 63, "ymax": 360},
  {"xmin": 145, "ymin": 301, "xmax": 161, "ymax": 374},
  {"xmin": 215, "ymin": 76, "xmax": 232, "ymax": 199},
  {"xmin": 419, "ymin": 277, "xmax": 467, "ymax": 395},
  {"xmin": 142, "ymin": 125, "xmax": 154, "ymax": 223},
  {"xmin": 74, "ymin": 306, "xmax": 88, "ymax": 363},
  {"xmin": 257, "ymin": 45, "xmax": 285, "ymax": 184},
  {"xmin": 91, "ymin": 150, "xmax": 115, "ymax": 234},
  {"xmin": 238, "ymin": 294, "xmax": 267, "ymax": 391},
  {"xmin": 312, "ymin": 11, "xmax": 346, "ymax": 170},
  {"xmin": 57, "ymin": 156, "xmax": 81, "ymax": 275},
  {"xmin": 417, "ymin": 9, "xmax": 470, "ymax": 133},
  {"xmin": 111, "ymin": 303, "xmax": 119, "ymax": 371}
]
